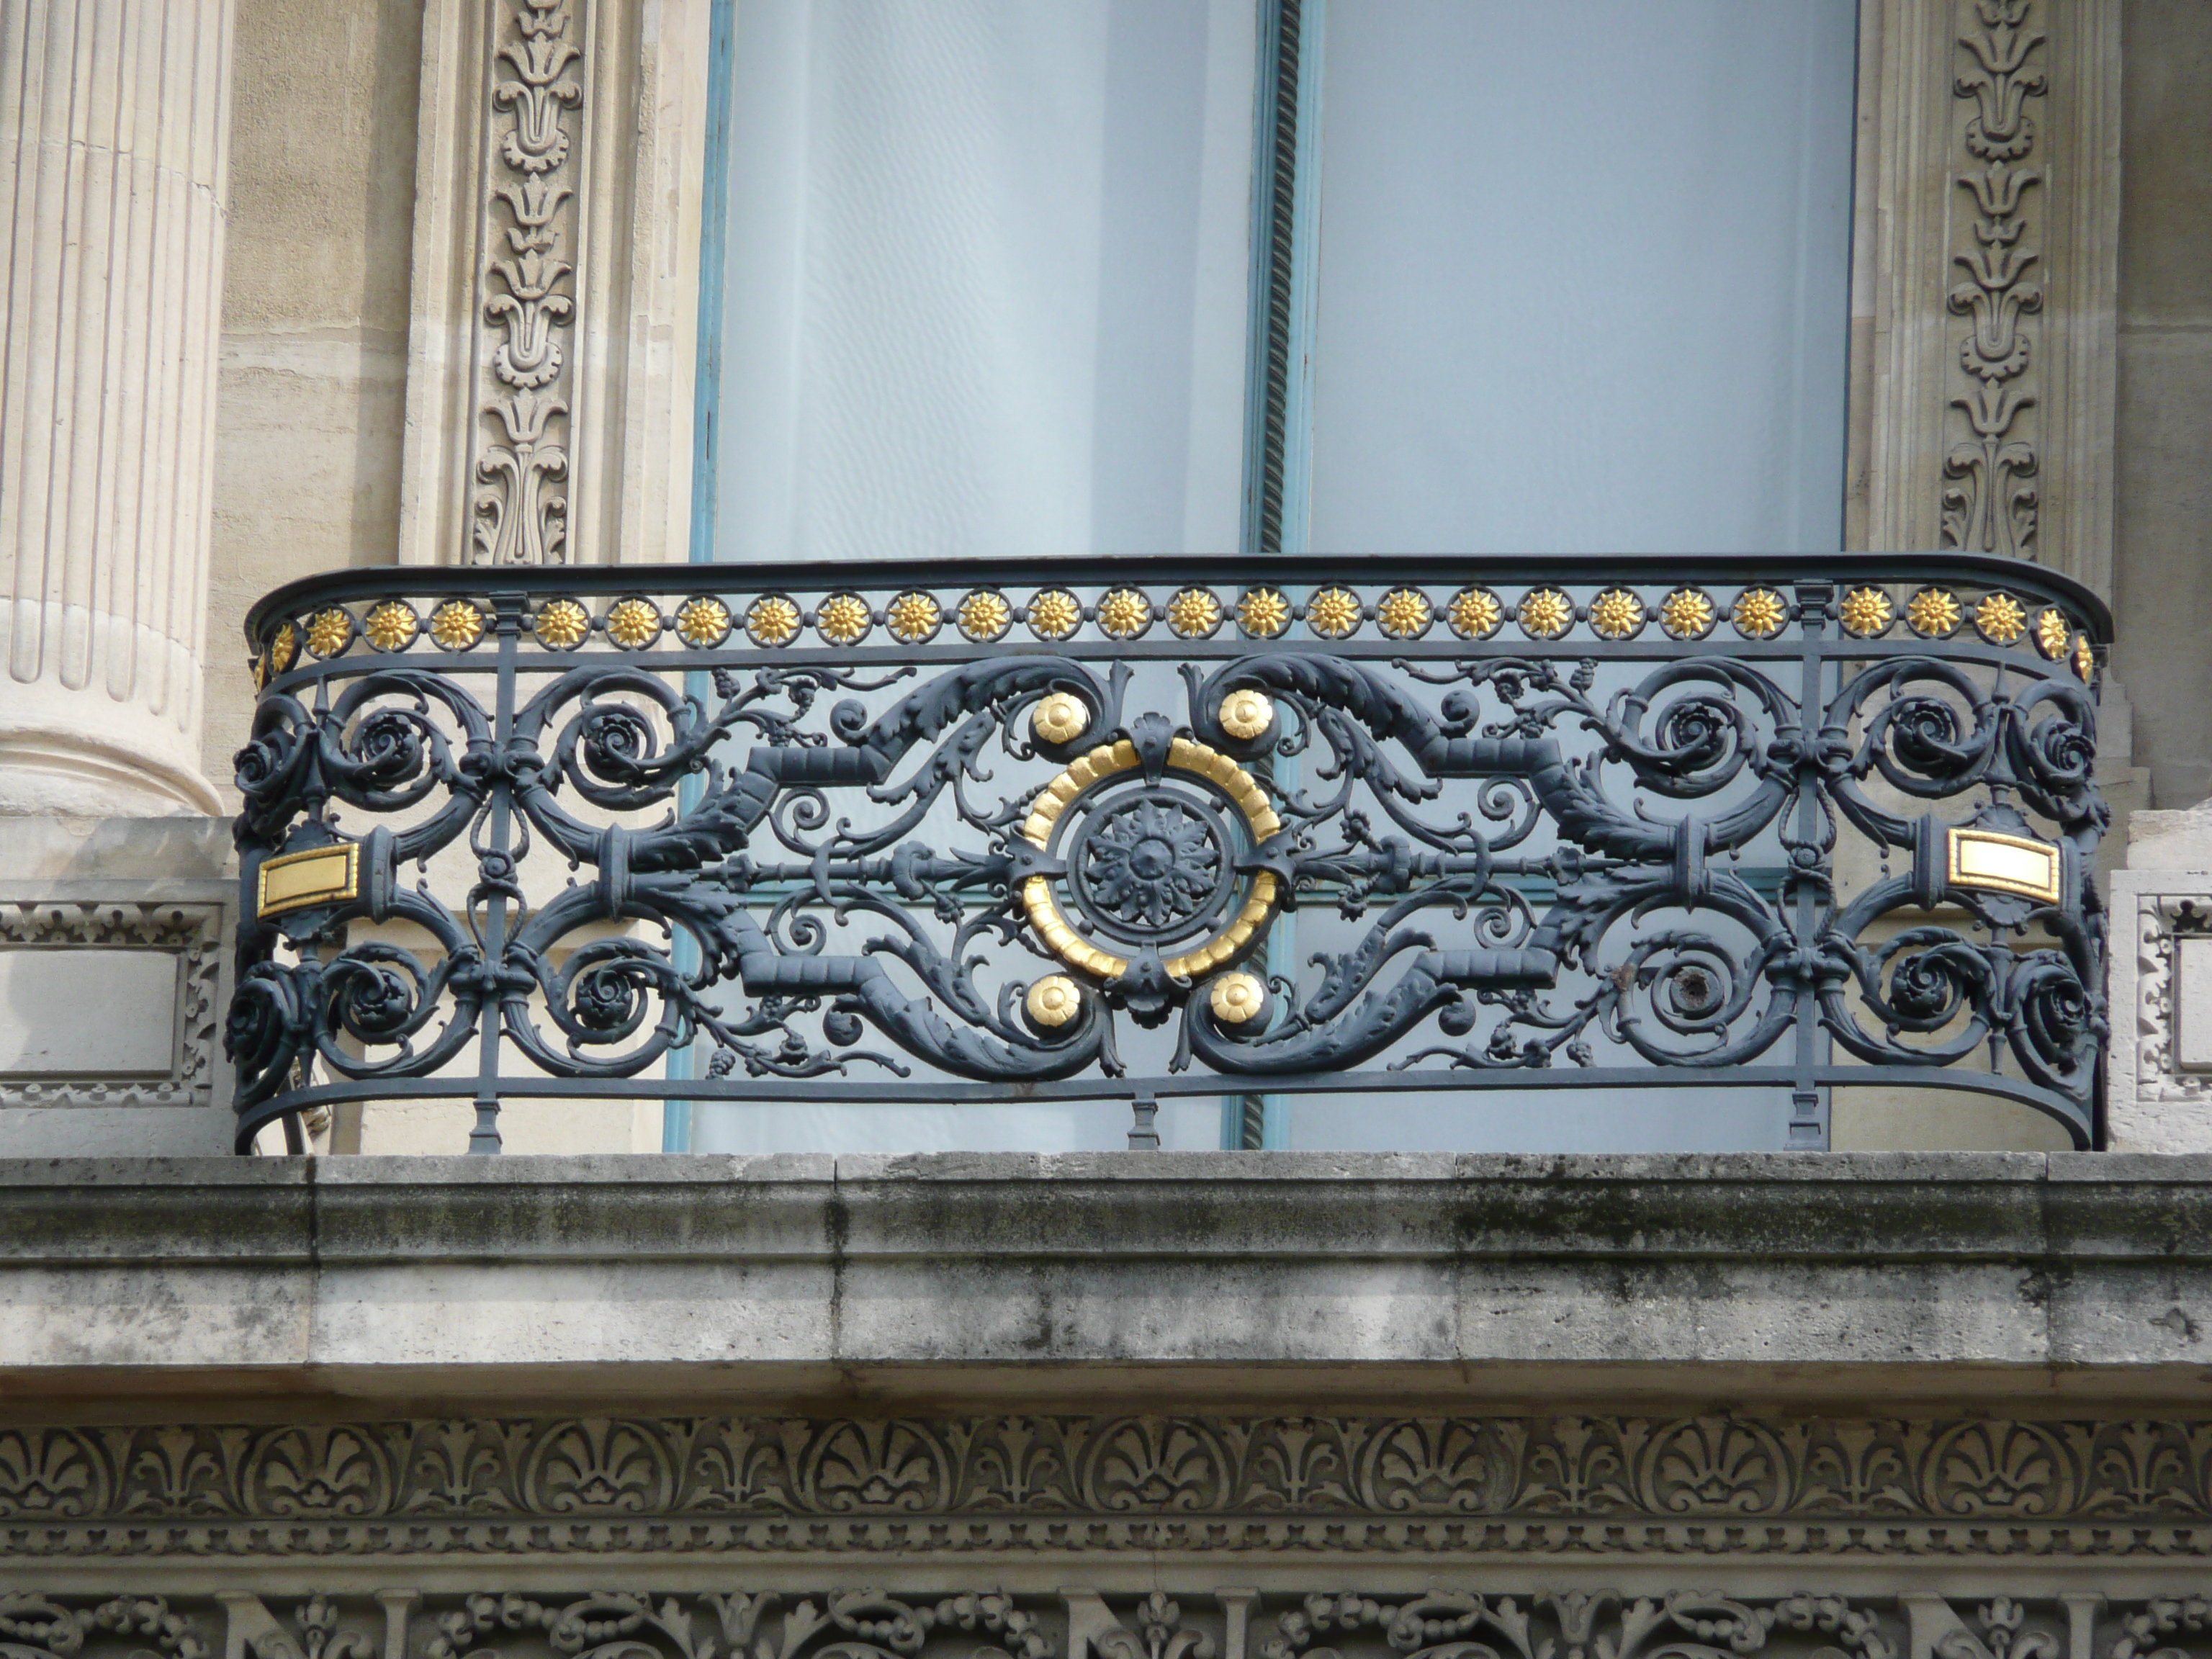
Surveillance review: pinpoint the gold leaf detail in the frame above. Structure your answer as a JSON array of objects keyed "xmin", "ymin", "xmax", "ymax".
[
  {"xmin": 1838, "ymin": 587, "xmax": 1894, "ymax": 638},
  {"xmin": 1906, "ymin": 588, "xmax": 1962, "ymax": 637},
  {"xmin": 1376, "ymin": 588, "xmax": 1432, "ymax": 640},
  {"xmin": 267, "ymin": 621, "xmax": 300, "ymax": 673},
  {"xmin": 2033, "ymin": 607, "xmax": 2071, "ymax": 660},
  {"xmin": 1517, "ymin": 588, "xmax": 1573, "ymax": 640},
  {"xmin": 606, "ymin": 598, "xmax": 662, "ymax": 649},
  {"xmin": 1208, "ymin": 972, "xmax": 1266, "ymax": 1025},
  {"xmin": 1447, "ymin": 588, "xmax": 1503, "ymax": 639},
  {"xmin": 1588, "ymin": 588, "xmax": 1645, "ymax": 640},
  {"xmin": 885, "ymin": 592, "xmax": 943, "ymax": 644},
  {"xmin": 1031, "ymin": 693, "xmax": 1089, "ymax": 746},
  {"xmin": 957, "ymin": 590, "xmax": 1012, "ymax": 643},
  {"xmin": 1219, "ymin": 688, "xmax": 1273, "ymax": 741},
  {"xmin": 1660, "ymin": 589, "xmax": 1716, "ymax": 640},
  {"xmin": 1974, "ymin": 591, "xmax": 2027, "ymax": 646},
  {"xmin": 361, "ymin": 601, "xmax": 418, "ymax": 652},
  {"xmin": 1026, "ymin": 590, "xmax": 1082, "ymax": 641},
  {"xmin": 1306, "ymin": 587, "xmax": 1362, "ymax": 639},
  {"xmin": 816, "ymin": 593, "xmax": 873, "ymax": 645},
  {"xmin": 305, "ymin": 608, "xmax": 353, "ymax": 659},
  {"xmin": 2074, "ymin": 632, "xmax": 2096, "ymax": 683},
  {"xmin": 1026, "ymin": 975, "xmax": 1082, "ymax": 1029},
  {"xmin": 429, "ymin": 602, "xmax": 484, "ymax": 652},
  {"xmin": 1238, "ymin": 587, "xmax": 1292, "ymax": 639},
  {"xmin": 745, "ymin": 596, "xmax": 801, "ymax": 647},
  {"xmin": 678, "ymin": 596, "xmax": 734, "ymax": 648},
  {"xmin": 533, "ymin": 598, "xmax": 590, "ymax": 650},
  {"xmin": 1732, "ymin": 588, "xmax": 1788, "ymax": 639},
  {"xmin": 1166, "ymin": 588, "xmax": 1223, "ymax": 639},
  {"xmin": 1097, "ymin": 588, "xmax": 1152, "ymax": 639}
]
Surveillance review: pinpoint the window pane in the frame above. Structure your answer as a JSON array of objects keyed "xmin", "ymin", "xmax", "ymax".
[
  {"xmin": 1307, "ymin": 0, "xmax": 1858, "ymax": 554},
  {"xmin": 711, "ymin": 0, "xmax": 1257, "ymax": 564}
]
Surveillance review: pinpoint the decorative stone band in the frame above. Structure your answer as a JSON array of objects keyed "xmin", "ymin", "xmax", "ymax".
[
  {"xmin": 0, "ymin": 1588, "xmax": 2172, "ymax": 1659},
  {"xmin": 6, "ymin": 1413, "xmax": 2212, "ymax": 1562}
]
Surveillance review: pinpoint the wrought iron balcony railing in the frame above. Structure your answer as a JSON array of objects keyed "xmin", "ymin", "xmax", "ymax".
[{"xmin": 229, "ymin": 555, "xmax": 2110, "ymax": 1153}]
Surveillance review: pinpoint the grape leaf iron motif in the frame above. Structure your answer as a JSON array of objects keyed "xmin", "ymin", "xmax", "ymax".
[{"xmin": 227, "ymin": 560, "xmax": 2108, "ymax": 1151}]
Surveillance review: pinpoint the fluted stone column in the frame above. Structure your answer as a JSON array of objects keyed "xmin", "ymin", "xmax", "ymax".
[{"xmin": 0, "ymin": 0, "xmax": 232, "ymax": 815}]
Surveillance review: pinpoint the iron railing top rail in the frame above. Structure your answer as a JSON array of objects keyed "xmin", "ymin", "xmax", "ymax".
[{"xmin": 229, "ymin": 553, "xmax": 2110, "ymax": 1154}]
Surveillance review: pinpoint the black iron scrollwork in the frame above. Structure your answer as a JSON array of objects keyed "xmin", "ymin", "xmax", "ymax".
[{"xmin": 227, "ymin": 557, "xmax": 2110, "ymax": 1151}]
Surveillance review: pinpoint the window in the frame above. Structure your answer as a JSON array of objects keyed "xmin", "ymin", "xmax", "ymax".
[{"xmin": 684, "ymin": 0, "xmax": 1861, "ymax": 1154}]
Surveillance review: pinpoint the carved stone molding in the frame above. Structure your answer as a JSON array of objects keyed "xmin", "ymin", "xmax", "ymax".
[
  {"xmin": 472, "ymin": 0, "xmax": 585, "ymax": 565},
  {"xmin": 398, "ymin": 0, "xmax": 712, "ymax": 569},
  {"xmin": 9, "ymin": 1413, "xmax": 2212, "ymax": 1563},
  {"xmin": 1853, "ymin": 0, "xmax": 2119, "ymax": 596},
  {"xmin": 0, "ymin": 902, "xmax": 222, "ymax": 1109},
  {"xmin": 0, "ymin": 1588, "xmax": 2194, "ymax": 1659},
  {"xmin": 2108, "ymin": 868, "xmax": 2212, "ymax": 1151}
]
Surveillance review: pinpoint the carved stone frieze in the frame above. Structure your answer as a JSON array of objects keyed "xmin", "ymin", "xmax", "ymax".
[
  {"xmin": 1942, "ymin": 0, "xmax": 2044, "ymax": 560},
  {"xmin": 0, "ymin": 1591, "xmax": 2198, "ymax": 1659},
  {"xmin": 2132, "ymin": 895, "xmax": 2212, "ymax": 1106},
  {"xmin": 7, "ymin": 1414, "xmax": 2212, "ymax": 1561},
  {"xmin": 472, "ymin": 0, "xmax": 585, "ymax": 565},
  {"xmin": 0, "ymin": 902, "xmax": 222, "ymax": 1109}
]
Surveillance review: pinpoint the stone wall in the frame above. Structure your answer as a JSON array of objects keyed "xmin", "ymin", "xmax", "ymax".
[
  {"xmin": 2112, "ymin": 0, "xmax": 2212, "ymax": 809},
  {"xmin": 202, "ymin": 0, "xmax": 423, "ymax": 808}
]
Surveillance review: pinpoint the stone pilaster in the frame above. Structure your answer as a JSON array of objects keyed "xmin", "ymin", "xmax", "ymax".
[{"xmin": 0, "ymin": 0, "xmax": 232, "ymax": 815}]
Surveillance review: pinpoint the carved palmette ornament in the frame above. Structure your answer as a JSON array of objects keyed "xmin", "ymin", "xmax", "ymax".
[
  {"xmin": 6, "ymin": 1413, "xmax": 2212, "ymax": 1559},
  {"xmin": 473, "ymin": 0, "xmax": 583, "ymax": 565},
  {"xmin": 1943, "ymin": 0, "xmax": 2044, "ymax": 559}
]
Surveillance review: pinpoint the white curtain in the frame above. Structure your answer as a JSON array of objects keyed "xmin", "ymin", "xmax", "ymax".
[
  {"xmin": 711, "ymin": 0, "xmax": 1258, "ymax": 565},
  {"xmin": 1306, "ymin": 0, "xmax": 1858, "ymax": 554}
]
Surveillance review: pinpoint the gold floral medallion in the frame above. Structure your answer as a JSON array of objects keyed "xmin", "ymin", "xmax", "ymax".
[
  {"xmin": 1447, "ymin": 587, "xmax": 1503, "ymax": 639},
  {"xmin": 1026, "ymin": 589, "xmax": 1082, "ymax": 641},
  {"xmin": 1517, "ymin": 588, "xmax": 1574, "ymax": 640},
  {"xmin": 1588, "ymin": 588, "xmax": 1645, "ymax": 640},
  {"xmin": 1096, "ymin": 588, "xmax": 1153, "ymax": 639},
  {"xmin": 957, "ymin": 590, "xmax": 1012, "ymax": 643},
  {"xmin": 1905, "ymin": 588, "xmax": 1962, "ymax": 638},
  {"xmin": 1025, "ymin": 975, "xmax": 1082, "ymax": 1028},
  {"xmin": 267, "ymin": 621, "xmax": 300, "ymax": 674},
  {"xmin": 1732, "ymin": 588, "xmax": 1787, "ymax": 639},
  {"xmin": 533, "ymin": 598, "xmax": 591, "ymax": 650},
  {"xmin": 1305, "ymin": 587, "xmax": 1362, "ymax": 639},
  {"xmin": 1219, "ymin": 688, "xmax": 1273, "ymax": 740},
  {"xmin": 361, "ymin": 601, "xmax": 418, "ymax": 652},
  {"xmin": 1031, "ymin": 693, "xmax": 1089, "ymax": 746},
  {"xmin": 1376, "ymin": 588, "xmax": 1432, "ymax": 639},
  {"xmin": 885, "ymin": 591, "xmax": 943, "ymax": 644},
  {"xmin": 678, "ymin": 596, "xmax": 734, "ymax": 648},
  {"xmin": 1208, "ymin": 971, "xmax": 1267, "ymax": 1025},
  {"xmin": 2032, "ymin": 607, "xmax": 2071, "ymax": 660},
  {"xmin": 1838, "ymin": 587, "xmax": 1894, "ymax": 638},
  {"xmin": 1972, "ymin": 592, "xmax": 2027, "ymax": 647},
  {"xmin": 745, "ymin": 595, "xmax": 801, "ymax": 647},
  {"xmin": 816, "ymin": 593, "xmax": 873, "ymax": 645},
  {"xmin": 1660, "ymin": 589, "xmax": 1716, "ymax": 640},
  {"xmin": 1166, "ymin": 587, "xmax": 1223, "ymax": 639},
  {"xmin": 305, "ymin": 608, "xmax": 354, "ymax": 659},
  {"xmin": 605, "ymin": 598, "xmax": 662, "ymax": 649},
  {"xmin": 1237, "ymin": 587, "xmax": 1292, "ymax": 639},
  {"xmin": 2074, "ymin": 633, "xmax": 2096, "ymax": 682},
  {"xmin": 428, "ymin": 601, "xmax": 485, "ymax": 652}
]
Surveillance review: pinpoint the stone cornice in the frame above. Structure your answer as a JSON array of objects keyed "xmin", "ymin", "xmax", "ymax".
[{"xmin": 4, "ymin": 1155, "xmax": 2212, "ymax": 1408}]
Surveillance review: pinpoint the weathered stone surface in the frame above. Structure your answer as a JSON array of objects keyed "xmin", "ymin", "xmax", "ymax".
[{"xmin": 3, "ymin": 1152, "xmax": 2211, "ymax": 1413}]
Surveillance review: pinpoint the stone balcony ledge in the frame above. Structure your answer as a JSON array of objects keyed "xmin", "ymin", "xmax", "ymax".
[{"xmin": 4, "ymin": 1151, "xmax": 2211, "ymax": 1416}]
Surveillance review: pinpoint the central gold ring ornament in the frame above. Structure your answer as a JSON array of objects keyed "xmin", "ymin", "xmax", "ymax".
[
  {"xmin": 1031, "ymin": 692, "xmax": 1089, "ymax": 746},
  {"xmin": 1218, "ymin": 688, "xmax": 1273, "ymax": 741},
  {"xmin": 1018, "ymin": 737, "xmax": 1282, "ymax": 982}
]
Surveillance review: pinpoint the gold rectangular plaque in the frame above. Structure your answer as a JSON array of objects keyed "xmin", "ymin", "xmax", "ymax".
[
  {"xmin": 258, "ymin": 843, "xmax": 360, "ymax": 917},
  {"xmin": 1946, "ymin": 827, "xmax": 2061, "ymax": 904}
]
